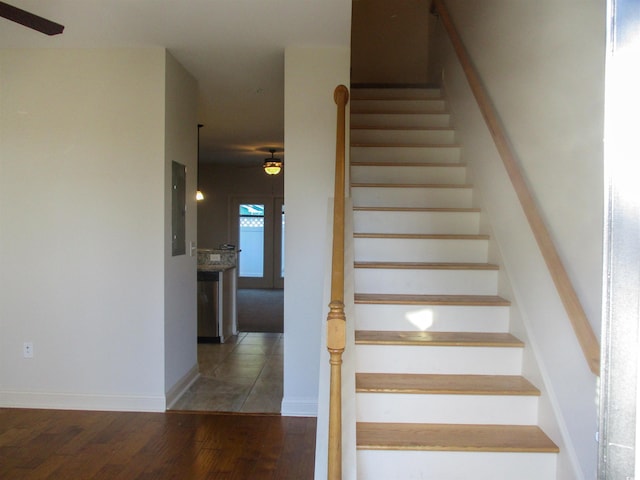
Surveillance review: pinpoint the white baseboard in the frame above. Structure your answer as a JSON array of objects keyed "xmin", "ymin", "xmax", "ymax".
[
  {"xmin": 165, "ymin": 364, "xmax": 200, "ymax": 410},
  {"xmin": 281, "ymin": 396, "xmax": 318, "ymax": 417},
  {"xmin": 0, "ymin": 390, "xmax": 166, "ymax": 412}
]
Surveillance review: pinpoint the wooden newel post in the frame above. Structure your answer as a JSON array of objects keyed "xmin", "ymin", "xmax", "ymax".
[
  {"xmin": 327, "ymin": 300, "xmax": 346, "ymax": 480},
  {"xmin": 327, "ymin": 84, "xmax": 349, "ymax": 480}
]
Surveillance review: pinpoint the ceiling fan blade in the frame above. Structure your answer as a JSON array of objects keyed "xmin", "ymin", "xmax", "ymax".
[{"xmin": 0, "ymin": 2, "xmax": 64, "ymax": 36}]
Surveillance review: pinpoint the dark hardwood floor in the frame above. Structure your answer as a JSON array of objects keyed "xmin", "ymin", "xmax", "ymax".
[{"xmin": 0, "ymin": 408, "xmax": 316, "ymax": 479}]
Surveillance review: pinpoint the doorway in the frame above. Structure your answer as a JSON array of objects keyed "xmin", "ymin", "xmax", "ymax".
[
  {"xmin": 232, "ymin": 196, "xmax": 284, "ymax": 335},
  {"xmin": 171, "ymin": 195, "xmax": 285, "ymax": 413}
]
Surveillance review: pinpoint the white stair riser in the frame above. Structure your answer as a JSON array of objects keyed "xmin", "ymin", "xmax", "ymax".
[
  {"xmin": 351, "ymin": 128, "xmax": 455, "ymax": 145},
  {"xmin": 351, "ymin": 113, "xmax": 451, "ymax": 129},
  {"xmin": 356, "ymin": 345, "xmax": 523, "ymax": 375},
  {"xmin": 354, "ymin": 269, "xmax": 499, "ymax": 296},
  {"xmin": 352, "ymin": 186, "xmax": 472, "ymax": 209},
  {"xmin": 354, "ymin": 304, "xmax": 510, "ymax": 332},
  {"xmin": 352, "ymin": 146, "xmax": 461, "ymax": 163},
  {"xmin": 351, "ymin": 88, "xmax": 442, "ymax": 100},
  {"xmin": 357, "ymin": 450, "xmax": 557, "ymax": 480},
  {"xmin": 351, "ymin": 165, "xmax": 466, "ymax": 185},
  {"xmin": 354, "ymin": 238, "xmax": 489, "ymax": 263},
  {"xmin": 352, "ymin": 99, "xmax": 447, "ymax": 113},
  {"xmin": 353, "ymin": 210, "xmax": 479, "ymax": 235},
  {"xmin": 356, "ymin": 393, "xmax": 539, "ymax": 425}
]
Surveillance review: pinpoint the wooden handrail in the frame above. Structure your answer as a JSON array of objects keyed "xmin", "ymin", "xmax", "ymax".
[
  {"xmin": 432, "ymin": 0, "xmax": 600, "ymax": 375},
  {"xmin": 327, "ymin": 84, "xmax": 349, "ymax": 480}
]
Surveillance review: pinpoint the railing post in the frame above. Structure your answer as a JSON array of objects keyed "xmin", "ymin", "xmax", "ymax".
[{"xmin": 327, "ymin": 84, "xmax": 349, "ymax": 480}]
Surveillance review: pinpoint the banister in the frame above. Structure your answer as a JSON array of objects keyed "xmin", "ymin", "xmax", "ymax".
[
  {"xmin": 431, "ymin": 0, "xmax": 600, "ymax": 375},
  {"xmin": 327, "ymin": 84, "xmax": 349, "ymax": 480}
]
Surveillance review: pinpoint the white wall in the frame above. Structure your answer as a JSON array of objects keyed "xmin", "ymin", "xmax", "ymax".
[
  {"xmin": 351, "ymin": 0, "xmax": 430, "ymax": 84},
  {"xmin": 443, "ymin": 0, "xmax": 605, "ymax": 332},
  {"xmin": 164, "ymin": 52, "xmax": 199, "ymax": 400},
  {"xmin": 282, "ymin": 46, "xmax": 350, "ymax": 415},
  {"xmin": 430, "ymin": 1, "xmax": 603, "ymax": 478},
  {"xmin": 0, "ymin": 48, "xmax": 194, "ymax": 412}
]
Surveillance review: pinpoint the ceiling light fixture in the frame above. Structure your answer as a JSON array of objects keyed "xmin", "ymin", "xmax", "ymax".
[
  {"xmin": 196, "ymin": 124, "xmax": 204, "ymax": 201},
  {"xmin": 263, "ymin": 149, "xmax": 283, "ymax": 175}
]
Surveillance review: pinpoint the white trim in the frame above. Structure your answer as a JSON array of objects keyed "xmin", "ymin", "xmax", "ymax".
[
  {"xmin": 165, "ymin": 363, "xmax": 200, "ymax": 410},
  {"xmin": 0, "ymin": 390, "xmax": 166, "ymax": 412},
  {"xmin": 281, "ymin": 396, "xmax": 318, "ymax": 417}
]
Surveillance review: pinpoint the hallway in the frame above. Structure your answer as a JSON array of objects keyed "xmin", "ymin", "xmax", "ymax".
[{"xmin": 171, "ymin": 332, "xmax": 283, "ymax": 413}]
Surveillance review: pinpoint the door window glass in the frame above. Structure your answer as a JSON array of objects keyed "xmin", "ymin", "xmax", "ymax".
[{"xmin": 239, "ymin": 204, "xmax": 264, "ymax": 277}]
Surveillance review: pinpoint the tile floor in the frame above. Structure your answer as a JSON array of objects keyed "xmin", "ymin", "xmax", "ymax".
[{"xmin": 171, "ymin": 332, "xmax": 283, "ymax": 413}]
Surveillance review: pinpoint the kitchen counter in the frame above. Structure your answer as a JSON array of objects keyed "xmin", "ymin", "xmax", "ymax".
[
  {"xmin": 197, "ymin": 264, "xmax": 234, "ymax": 272},
  {"xmin": 197, "ymin": 248, "xmax": 237, "ymax": 271}
]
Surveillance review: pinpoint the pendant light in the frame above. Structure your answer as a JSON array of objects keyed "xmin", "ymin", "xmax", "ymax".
[
  {"xmin": 263, "ymin": 149, "xmax": 283, "ymax": 175},
  {"xmin": 196, "ymin": 124, "xmax": 204, "ymax": 201}
]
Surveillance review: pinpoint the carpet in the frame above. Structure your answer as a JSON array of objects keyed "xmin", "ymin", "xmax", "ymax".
[{"xmin": 237, "ymin": 288, "xmax": 284, "ymax": 333}]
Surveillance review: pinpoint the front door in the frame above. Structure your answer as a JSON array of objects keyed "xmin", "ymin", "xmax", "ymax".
[{"xmin": 232, "ymin": 197, "xmax": 284, "ymax": 289}]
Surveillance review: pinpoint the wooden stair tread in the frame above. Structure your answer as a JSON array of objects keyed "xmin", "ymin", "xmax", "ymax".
[
  {"xmin": 352, "ymin": 110, "xmax": 447, "ymax": 115},
  {"xmin": 351, "ymin": 96, "xmax": 442, "ymax": 101},
  {"xmin": 355, "ymin": 261, "xmax": 499, "ymax": 270},
  {"xmin": 351, "ymin": 95, "xmax": 444, "ymax": 100},
  {"xmin": 351, "ymin": 99, "xmax": 444, "ymax": 103},
  {"xmin": 355, "ymin": 331, "xmax": 524, "ymax": 347},
  {"xmin": 356, "ymin": 373, "xmax": 540, "ymax": 396},
  {"xmin": 351, "ymin": 82, "xmax": 438, "ymax": 88},
  {"xmin": 351, "ymin": 182, "xmax": 472, "ymax": 189},
  {"xmin": 351, "ymin": 161, "xmax": 466, "ymax": 168},
  {"xmin": 351, "ymin": 86, "xmax": 441, "ymax": 93},
  {"xmin": 355, "ymin": 293, "xmax": 510, "ymax": 306},
  {"xmin": 352, "ymin": 96, "xmax": 441, "ymax": 100},
  {"xmin": 353, "ymin": 206, "xmax": 480, "ymax": 212},
  {"xmin": 352, "ymin": 126, "xmax": 452, "ymax": 131},
  {"xmin": 356, "ymin": 423, "xmax": 559, "ymax": 453},
  {"xmin": 353, "ymin": 233, "xmax": 489, "ymax": 240},
  {"xmin": 351, "ymin": 111, "xmax": 450, "ymax": 116},
  {"xmin": 351, "ymin": 107, "xmax": 448, "ymax": 111},
  {"xmin": 351, "ymin": 143, "xmax": 459, "ymax": 148}
]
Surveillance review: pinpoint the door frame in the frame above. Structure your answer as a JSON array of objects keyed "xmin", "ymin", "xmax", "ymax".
[
  {"xmin": 598, "ymin": 0, "xmax": 640, "ymax": 477},
  {"xmin": 273, "ymin": 197, "xmax": 285, "ymax": 289}
]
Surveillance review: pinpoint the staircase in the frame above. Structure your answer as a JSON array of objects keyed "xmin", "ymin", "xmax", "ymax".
[{"xmin": 350, "ymin": 87, "xmax": 559, "ymax": 479}]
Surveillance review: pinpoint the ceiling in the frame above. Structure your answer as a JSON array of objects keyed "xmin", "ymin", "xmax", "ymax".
[{"xmin": 0, "ymin": 0, "xmax": 351, "ymax": 165}]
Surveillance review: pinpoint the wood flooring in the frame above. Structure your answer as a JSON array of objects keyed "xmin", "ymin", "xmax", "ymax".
[{"xmin": 0, "ymin": 408, "xmax": 316, "ymax": 479}]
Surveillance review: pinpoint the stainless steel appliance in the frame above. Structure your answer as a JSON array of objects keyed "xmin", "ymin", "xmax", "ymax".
[{"xmin": 197, "ymin": 270, "xmax": 219, "ymax": 343}]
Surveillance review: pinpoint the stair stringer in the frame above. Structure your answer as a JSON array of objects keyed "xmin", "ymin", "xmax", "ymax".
[{"xmin": 438, "ymin": 44, "xmax": 598, "ymax": 479}]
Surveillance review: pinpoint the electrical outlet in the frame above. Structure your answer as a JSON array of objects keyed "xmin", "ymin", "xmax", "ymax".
[
  {"xmin": 209, "ymin": 253, "xmax": 221, "ymax": 261},
  {"xmin": 23, "ymin": 342, "xmax": 33, "ymax": 358}
]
